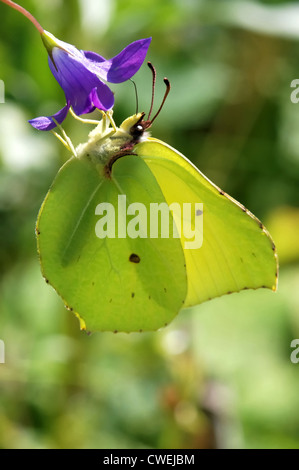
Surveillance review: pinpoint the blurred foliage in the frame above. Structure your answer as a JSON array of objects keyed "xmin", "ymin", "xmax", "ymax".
[{"xmin": 0, "ymin": 0, "xmax": 299, "ymax": 449}]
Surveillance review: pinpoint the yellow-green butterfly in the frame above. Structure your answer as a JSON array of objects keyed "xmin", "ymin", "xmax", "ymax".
[{"xmin": 36, "ymin": 75, "xmax": 278, "ymax": 333}]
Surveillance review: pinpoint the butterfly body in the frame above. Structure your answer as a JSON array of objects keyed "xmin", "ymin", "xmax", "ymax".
[{"xmin": 76, "ymin": 113, "xmax": 148, "ymax": 167}]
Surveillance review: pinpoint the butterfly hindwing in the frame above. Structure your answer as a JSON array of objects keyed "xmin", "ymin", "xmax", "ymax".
[{"xmin": 37, "ymin": 154, "xmax": 187, "ymax": 332}]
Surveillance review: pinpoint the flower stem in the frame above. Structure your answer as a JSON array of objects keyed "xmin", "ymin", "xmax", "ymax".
[{"xmin": 0, "ymin": 0, "xmax": 44, "ymax": 34}]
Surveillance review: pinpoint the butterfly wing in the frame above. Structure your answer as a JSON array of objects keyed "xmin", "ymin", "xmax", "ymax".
[
  {"xmin": 36, "ymin": 154, "xmax": 187, "ymax": 332},
  {"xmin": 135, "ymin": 138, "xmax": 278, "ymax": 308}
]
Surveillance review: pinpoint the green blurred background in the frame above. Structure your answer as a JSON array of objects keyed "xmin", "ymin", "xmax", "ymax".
[{"xmin": 0, "ymin": 0, "xmax": 299, "ymax": 449}]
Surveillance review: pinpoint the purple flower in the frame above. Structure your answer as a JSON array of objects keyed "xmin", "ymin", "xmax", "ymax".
[{"xmin": 29, "ymin": 31, "xmax": 151, "ymax": 131}]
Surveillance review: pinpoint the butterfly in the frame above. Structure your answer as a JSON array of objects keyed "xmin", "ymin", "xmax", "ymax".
[{"xmin": 36, "ymin": 66, "xmax": 278, "ymax": 333}]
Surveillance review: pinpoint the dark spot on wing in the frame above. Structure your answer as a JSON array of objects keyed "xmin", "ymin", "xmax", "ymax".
[
  {"xmin": 45, "ymin": 278, "xmax": 49, "ymax": 284},
  {"xmin": 114, "ymin": 330, "xmax": 118, "ymax": 334},
  {"xmin": 131, "ymin": 292, "xmax": 135, "ymax": 298},
  {"xmin": 272, "ymin": 241, "xmax": 276, "ymax": 251},
  {"xmin": 219, "ymin": 190, "xmax": 225, "ymax": 196},
  {"xmin": 196, "ymin": 209, "xmax": 203, "ymax": 216},
  {"xmin": 129, "ymin": 253, "xmax": 141, "ymax": 263},
  {"xmin": 241, "ymin": 205, "xmax": 247, "ymax": 213}
]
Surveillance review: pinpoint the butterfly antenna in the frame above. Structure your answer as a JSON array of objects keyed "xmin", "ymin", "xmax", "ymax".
[
  {"xmin": 150, "ymin": 78, "xmax": 171, "ymax": 125},
  {"xmin": 147, "ymin": 61, "xmax": 157, "ymax": 121},
  {"xmin": 130, "ymin": 79, "xmax": 139, "ymax": 115}
]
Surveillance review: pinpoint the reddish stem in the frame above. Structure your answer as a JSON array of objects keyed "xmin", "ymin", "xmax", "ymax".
[{"xmin": 1, "ymin": 0, "xmax": 44, "ymax": 34}]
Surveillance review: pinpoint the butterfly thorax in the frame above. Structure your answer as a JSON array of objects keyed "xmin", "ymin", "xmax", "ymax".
[{"xmin": 76, "ymin": 112, "xmax": 150, "ymax": 172}]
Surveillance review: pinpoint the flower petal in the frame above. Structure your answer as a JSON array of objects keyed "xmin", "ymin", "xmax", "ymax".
[
  {"xmin": 29, "ymin": 102, "xmax": 70, "ymax": 131},
  {"xmin": 91, "ymin": 84, "xmax": 114, "ymax": 111},
  {"xmin": 83, "ymin": 38, "xmax": 152, "ymax": 83},
  {"xmin": 49, "ymin": 49, "xmax": 114, "ymax": 114},
  {"xmin": 82, "ymin": 50, "xmax": 105, "ymax": 64}
]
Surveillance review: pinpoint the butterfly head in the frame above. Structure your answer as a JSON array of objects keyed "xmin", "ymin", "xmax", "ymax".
[
  {"xmin": 120, "ymin": 112, "xmax": 152, "ymax": 144},
  {"xmin": 120, "ymin": 62, "xmax": 171, "ymax": 145}
]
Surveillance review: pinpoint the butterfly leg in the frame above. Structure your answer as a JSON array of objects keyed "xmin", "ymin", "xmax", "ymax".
[{"xmin": 50, "ymin": 118, "xmax": 77, "ymax": 157}]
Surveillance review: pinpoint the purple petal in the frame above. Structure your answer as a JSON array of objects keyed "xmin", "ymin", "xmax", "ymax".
[
  {"xmin": 83, "ymin": 38, "xmax": 152, "ymax": 83},
  {"xmin": 91, "ymin": 85, "xmax": 114, "ymax": 111},
  {"xmin": 49, "ymin": 49, "xmax": 113, "ymax": 114},
  {"xmin": 107, "ymin": 38, "xmax": 152, "ymax": 83},
  {"xmin": 71, "ymin": 79, "xmax": 114, "ymax": 114},
  {"xmin": 82, "ymin": 50, "xmax": 105, "ymax": 64},
  {"xmin": 29, "ymin": 102, "xmax": 70, "ymax": 131},
  {"xmin": 49, "ymin": 49, "xmax": 92, "ymax": 113}
]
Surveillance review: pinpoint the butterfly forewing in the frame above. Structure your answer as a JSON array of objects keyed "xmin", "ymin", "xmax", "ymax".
[{"xmin": 135, "ymin": 139, "xmax": 278, "ymax": 308}]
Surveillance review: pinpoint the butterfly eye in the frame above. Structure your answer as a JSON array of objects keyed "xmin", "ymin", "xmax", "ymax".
[{"xmin": 130, "ymin": 123, "xmax": 144, "ymax": 140}]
